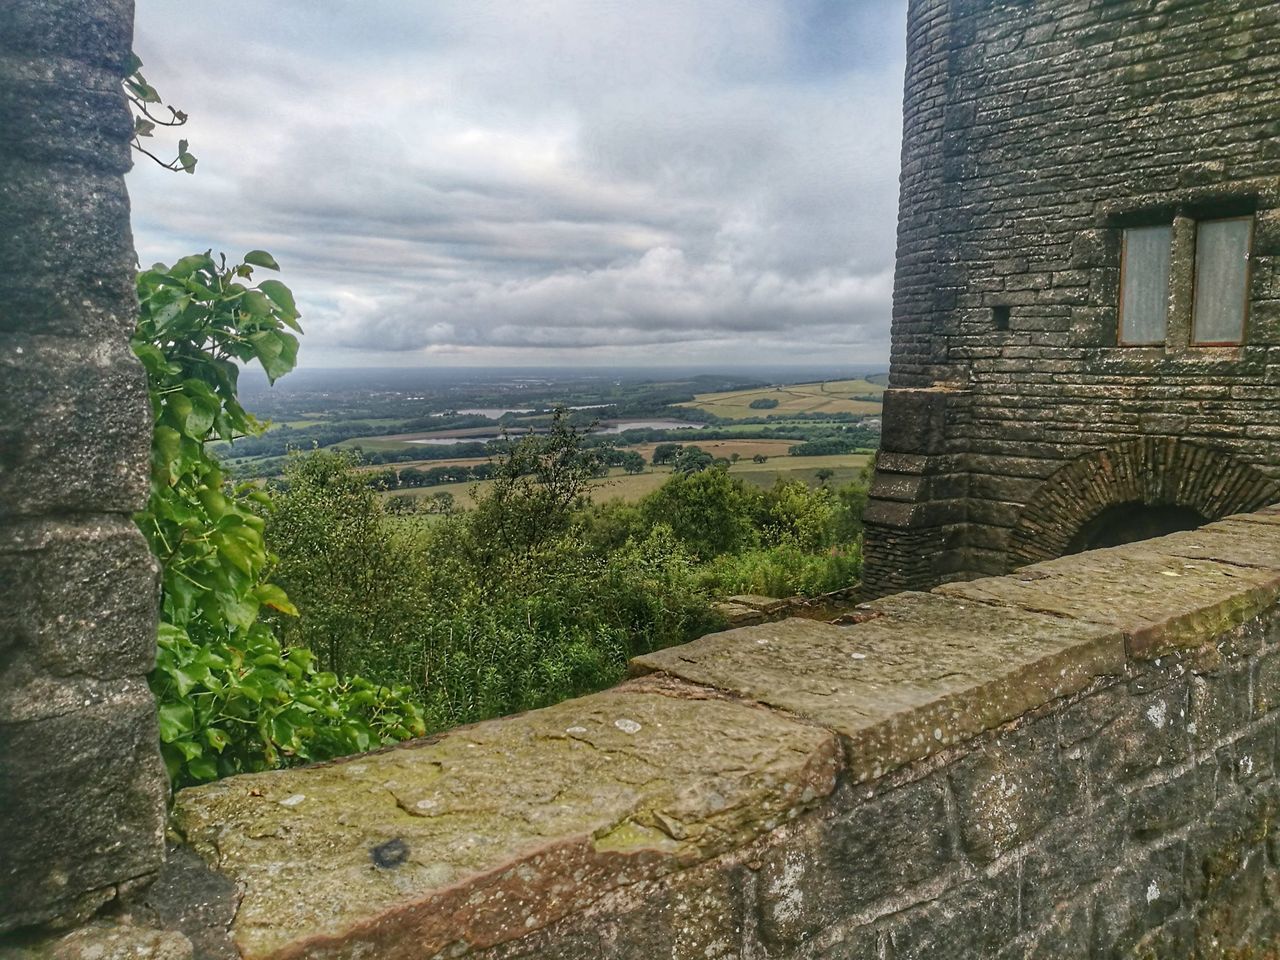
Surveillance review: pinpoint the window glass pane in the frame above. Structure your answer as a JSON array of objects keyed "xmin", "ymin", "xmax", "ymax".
[
  {"xmin": 1119, "ymin": 225, "xmax": 1172, "ymax": 344},
  {"xmin": 1192, "ymin": 218, "xmax": 1251, "ymax": 344}
]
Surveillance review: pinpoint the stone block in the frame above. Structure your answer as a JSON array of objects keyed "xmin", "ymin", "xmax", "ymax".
[
  {"xmin": 883, "ymin": 871, "xmax": 1020, "ymax": 959},
  {"xmin": 0, "ymin": 518, "xmax": 157, "ymax": 695},
  {"xmin": 172, "ymin": 689, "xmax": 839, "ymax": 960},
  {"xmin": 0, "ymin": 157, "xmax": 138, "ymax": 338},
  {"xmin": 755, "ymin": 777, "xmax": 952, "ymax": 950},
  {"xmin": 0, "ymin": 922, "xmax": 194, "ymax": 960},
  {"xmin": 632, "ymin": 596, "xmax": 1123, "ymax": 783},
  {"xmin": 879, "ymin": 388, "xmax": 952, "ymax": 456},
  {"xmin": 0, "ymin": 0, "xmax": 134, "ymax": 70},
  {"xmin": 0, "ymin": 679, "xmax": 167, "ymax": 932},
  {"xmin": 949, "ymin": 719, "xmax": 1087, "ymax": 862},
  {"xmin": 1020, "ymin": 798, "xmax": 1126, "ymax": 931},
  {"xmin": 1075, "ymin": 683, "xmax": 1191, "ymax": 788},
  {"xmin": 1127, "ymin": 765, "xmax": 1213, "ymax": 841},
  {"xmin": 1090, "ymin": 840, "xmax": 1185, "ymax": 957},
  {"xmin": 589, "ymin": 868, "xmax": 747, "ymax": 960},
  {"xmin": 0, "ymin": 53, "xmax": 133, "ymax": 172},
  {"xmin": 0, "ymin": 335, "xmax": 150, "ymax": 518}
]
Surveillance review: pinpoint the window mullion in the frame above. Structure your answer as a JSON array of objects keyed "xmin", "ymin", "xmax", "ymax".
[{"xmin": 1166, "ymin": 214, "xmax": 1197, "ymax": 355}]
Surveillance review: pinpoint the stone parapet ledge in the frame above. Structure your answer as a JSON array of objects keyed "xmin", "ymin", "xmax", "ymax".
[{"xmin": 156, "ymin": 508, "xmax": 1280, "ymax": 959}]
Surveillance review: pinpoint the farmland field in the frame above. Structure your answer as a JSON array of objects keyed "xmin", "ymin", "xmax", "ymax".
[
  {"xmin": 677, "ymin": 378, "xmax": 885, "ymax": 420},
  {"xmin": 388, "ymin": 452, "xmax": 873, "ymax": 511}
]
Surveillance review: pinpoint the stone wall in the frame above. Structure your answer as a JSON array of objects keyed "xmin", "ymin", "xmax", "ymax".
[
  {"xmin": 146, "ymin": 508, "xmax": 1280, "ymax": 959},
  {"xmin": 862, "ymin": 0, "xmax": 1280, "ymax": 596},
  {"xmin": 0, "ymin": 0, "xmax": 168, "ymax": 933}
]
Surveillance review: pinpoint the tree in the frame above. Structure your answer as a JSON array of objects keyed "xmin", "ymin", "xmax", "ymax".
[
  {"xmin": 267, "ymin": 450, "xmax": 424, "ymax": 680},
  {"xmin": 385, "ymin": 493, "xmax": 419, "ymax": 515},
  {"xmin": 422, "ymin": 491, "xmax": 456, "ymax": 514},
  {"xmin": 640, "ymin": 468, "xmax": 759, "ymax": 560},
  {"xmin": 468, "ymin": 409, "xmax": 603, "ymax": 558},
  {"xmin": 673, "ymin": 445, "xmax": 714, "ymax": 474},
  {"xmin": 753, "ymin": 454, "xmax": 769, "ymax": 464},
  {"xmin": 620, "ymin": 450, "xmax": 647, "ymax": 474},
  {"xmin": 730, "ymin": 452, "xmax": 741, "ymax": 464},
  {"xmin": 652, "ymin": 442, "xmax": 683, "ymax": 465},
  {"xmin": 815, "ymin": 467, "xmax": 835, "ymax": 485}
]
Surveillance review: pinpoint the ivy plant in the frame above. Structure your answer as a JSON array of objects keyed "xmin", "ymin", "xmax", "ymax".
[{"xmin": 132, "ymin": 251, "xmax": 425, "ymax": 786}]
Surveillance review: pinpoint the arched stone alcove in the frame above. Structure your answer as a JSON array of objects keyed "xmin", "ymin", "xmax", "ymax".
[{"xmin": 1007, "ymin": 439, "xmax": 1280, "ymax": 568}]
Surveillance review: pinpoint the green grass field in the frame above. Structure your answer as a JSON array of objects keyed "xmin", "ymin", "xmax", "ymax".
[
  {"xmin": 388, "ymin": 452, "xmax": 872, "ymax": 511},
  {"xmin": 677, "ymin": 378, "xmax": 884, "ymax": 420}
]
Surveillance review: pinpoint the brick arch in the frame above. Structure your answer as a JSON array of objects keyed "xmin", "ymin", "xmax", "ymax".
[{"xmin": 1007, "ymin": 439, "xmax": 1280, "ymax": 568}]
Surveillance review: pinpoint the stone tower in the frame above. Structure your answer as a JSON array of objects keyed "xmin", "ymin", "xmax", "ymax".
[{"xmin": 861, "ymin": 0, "xmax": 1280, "ymax": 597}]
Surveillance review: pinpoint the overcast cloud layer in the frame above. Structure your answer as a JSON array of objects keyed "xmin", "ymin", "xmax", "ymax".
[{"xmin": 129, "ymin": 1, "xmax": 907, "ymax": 368}]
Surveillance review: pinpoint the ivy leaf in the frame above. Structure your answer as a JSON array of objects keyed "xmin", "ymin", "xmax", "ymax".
[
  {"xmin": 157, "ymin": 702, "xmax": 195, "ymax": 742},
  {"xmin": 243, "ymin": 250, "xmax": 280, "ymax": 271},
  {"xmin": 153, "ymin": 426, "xmax": 182, "ymax": 484},
  {"xmin": 253, "ymin": 583, "xmax": 299, "ymax": 617}
]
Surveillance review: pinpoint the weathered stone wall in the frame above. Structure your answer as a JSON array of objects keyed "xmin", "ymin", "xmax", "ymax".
[
  {"xmin": 863, "ymin": 0, "xmax": 1280, "ymax": 596},
  {"xmin": 0, "ymin": 0, "xmax": 168, "ymax": 933},
  {"xmin": 151, "ymin": 509, "xmax": 1280, "ymax": 959}
]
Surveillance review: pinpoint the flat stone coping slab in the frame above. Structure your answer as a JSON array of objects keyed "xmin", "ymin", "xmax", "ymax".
[
  {"xmin": 633, "ymin": 594, "xmax": 1125, "ymax": 781},
  {"xmin": 173, "ymin": 690, "xmax": 838, "ymax": 960},
  {"xmin": 936, "ymin": 512, "xmax": 1280, "ymax": 659}
]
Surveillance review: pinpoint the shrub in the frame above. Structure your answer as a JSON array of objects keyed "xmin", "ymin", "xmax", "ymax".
[
  {"xmin": 697, "ymin": 543, "xmax": 860, "ymax": 598},
  {"xmin": 639, "ymin": 467, "xmax": 760, "ymax": 560}
]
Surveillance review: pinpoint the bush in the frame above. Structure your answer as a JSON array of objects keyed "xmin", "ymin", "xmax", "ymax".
[
  {"xmin": 696, "ymin": 544, "xmax": 860, "ymax": 598},
  {"xmin": 639, "ymin": 467, "xmax": 760, "ymax": 560},
  {"xmin": 758, "ymin": 478, "xmax": 837, "ymax": 552},
  {"xmin": 748, "ymin": 397, "xmax": 779, "ymax": 409},
  {"xmin": 265, "ymin": 427, "xmax": 720, "ymax": 735}
]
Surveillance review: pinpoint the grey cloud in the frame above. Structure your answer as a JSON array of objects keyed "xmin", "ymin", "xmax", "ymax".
[{"xmin": 130, "ymin": 0, "xmax": 907, "ymax": 367}]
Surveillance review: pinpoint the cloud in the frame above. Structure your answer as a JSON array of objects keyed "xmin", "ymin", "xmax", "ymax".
[{"xmin": 129, "ymin": 0, "xmax": 907, "ymax": 367}]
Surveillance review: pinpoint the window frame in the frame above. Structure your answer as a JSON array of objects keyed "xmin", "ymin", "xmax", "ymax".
[
  {"xmin": 1188, "ymin": 215, "xmax": 1254, "ymax": 347},
  {"xmin": 1117, "ymin": 223, "xmax": 1174, "ymax": 347},
  {"xmin": 1113, "ymin": 212, "xmax": 1255, "ymax": 350}
]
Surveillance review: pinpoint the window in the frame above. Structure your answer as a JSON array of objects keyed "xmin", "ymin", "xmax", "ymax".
[
  {"xmin": 1116, "ymin": 215, "xmax": 1253, "ymax": 348},
  {"xmin": 1119, "ymin": 225, "xmax": 1173, "ymax": 345},
  {"xmin": 1192, "ymin": 217, "xmax": 1252, "ymax": 345}
]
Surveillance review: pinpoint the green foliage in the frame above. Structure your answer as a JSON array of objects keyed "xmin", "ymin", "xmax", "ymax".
[
  {"xmin": 640, "ymin": 467, "xmax": 760, "ymax": 560},
  {"xmin": 133, "ymin": 252, "xmax": 424, "ymax": 787},
  {"xmin": 651, "ymin": 442, "xmax": 683, "ymax": 465},
  {"xmin": 697, "ymin": 543, "xmax": 860, "ymax": 598},
  {"xmin": 467, "ymin": 410, "xmax": 604, "ymax": 558},
  {"xmin": 787, "ymin": 436, "xmax": 870, "ymax": 456},
  {"xmin": 672, "ymin": 445, "xmax": 715, "ymax": 474},
  {"xmin": 266, "ymin": 450, "xmax": 426, "ymax": 680},
  {"xmin": 620, "ymin": 450, "xmax": 647, "ymax": 474},
  {"xmin": 125, "ymin": 55, "xmax": 197, "ymax": 174},
  {"xmin": 759, "ymin": 478, "xmax": 837, "ymax": 552},
  {"xmin": 265, "ymin": 431, "xmax": 720, "ymax": 733},
  {"xmin": 748, "ymin": 397, "xmax": 779, "ymax": 409}
]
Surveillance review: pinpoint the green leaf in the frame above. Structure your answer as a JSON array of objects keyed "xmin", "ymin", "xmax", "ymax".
[
  {"xmin": 257, "ymin": 279, "xmax": 298, "ymax": 317},
  {"xmin": 253, "ymin": 583, "xmax": 299, "ymax": 617},
  {"xmin": 187, "ymin": 755, "xmax": 219, "ymax": 782},
  {"xmin": 241, "ymin": 290, "xmax": 274, "ymax": 317},
  {"xmin": 153, "ymin": 425, "xmax": 182, "ymax": 483},
  {"xmin": 243, "ymin": 250, "xmax": 280, "ymax": 271},
  {"xmin": 157, "ymin": 701, "xmax": 195, "ymax": 742}
]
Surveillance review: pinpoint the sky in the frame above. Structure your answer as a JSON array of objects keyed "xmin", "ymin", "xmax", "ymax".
[{"xmin": 128, "ymin": 1, "xmax": 909, "ymax": 369}]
